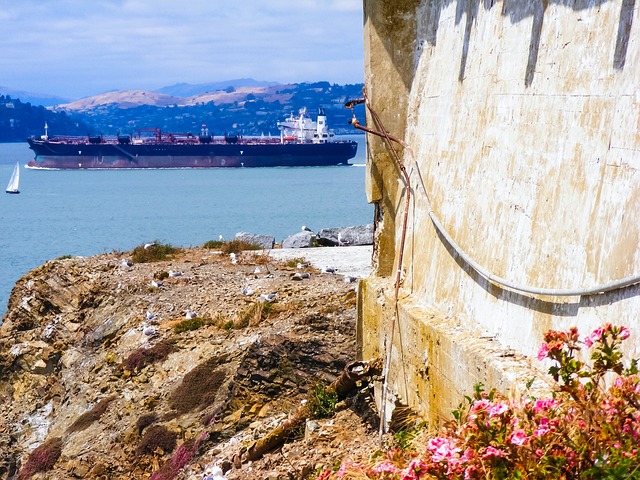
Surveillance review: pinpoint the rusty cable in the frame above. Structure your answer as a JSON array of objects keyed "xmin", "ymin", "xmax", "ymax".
[{"xmin": 347, "ymin": 88, "xmax": 412, "ymax": 441}]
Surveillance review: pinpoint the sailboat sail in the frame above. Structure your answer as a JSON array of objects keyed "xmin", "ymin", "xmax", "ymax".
[{"xmin": 6, "ymin": 162, "xmax": 20, "ymax": 194}]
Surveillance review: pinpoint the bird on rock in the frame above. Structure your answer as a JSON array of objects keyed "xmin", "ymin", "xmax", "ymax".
[{"xmin": 202, "ymin": 465, "xmax": 226, "ymax": 480}]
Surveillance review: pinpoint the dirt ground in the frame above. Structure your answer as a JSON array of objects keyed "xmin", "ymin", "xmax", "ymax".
[{"xmin": 0, "ymin": 244, "xmax": 384, "ymax": 480}]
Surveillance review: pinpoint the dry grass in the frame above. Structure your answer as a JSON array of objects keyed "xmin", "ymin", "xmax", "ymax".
[
  {"xmin": 121, "ymin": 341, "xmax": 176, "ymax": 372},
  {"xmin": 220, "ymin": 240, "xmax": 261, "ymax": 254},
  {"xmin": 136, "ymin": 425, "xmax": 177, "ymax": 456},
  {"xmin": 136, "ymin": 413, "xmax": 158, "ymax": 434},
  {"xmin": 245, "ymin": 251, "xmax": 272, "ymax": 265},
  {"xmin": 234, "ymin": 300, "xmax": 280, "ymax": 328},
  {"xmin": 131, "ymin": 242, "xmax": 180, "ymax": 263},
  {"xmin": 67, "ymin": 396, "xmax": 116, "ymax": 433},
  {"xmin": 17, "ymin": 437, "xmax": 63, "ymax": 480},
  {"xmin": 202, "ymin": 239, "xmax": 224, "ymax": 249},
  {"xmin": 173, "ymin": 317, "xmax": 214, "ymax": 334},
  {"xmin": 169, "ymin": 357, "xmax": 227, "ymax": 414}
]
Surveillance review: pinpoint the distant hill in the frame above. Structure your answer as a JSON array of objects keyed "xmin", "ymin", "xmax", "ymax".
[
  {"xmin": 1, "ymin": 81, "xmax": 365, "ymax": 140},
  {"xmin": 58, "ymin": 90, "xmax": 185, "ymax": 111},
  {"xmin": 0, "ymin": 95, "xmax": 90, "ymax": 142},
  {"xmin": 56, "ymin": 85, "xmax": 298, "ymax": 112},
  {"xmin": 156, "ymin": 79, "xmax": 278, "ymax": 97},
  {"xmin": 0, "ymin": 86, "xmax": 70, "ymax": 107}
]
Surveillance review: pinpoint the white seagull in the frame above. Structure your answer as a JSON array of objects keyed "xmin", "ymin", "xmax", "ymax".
[
  {"xmin": 146, "ymin": 310, "xmax": 157, "ymax": 321},
  {"xmin": 242, "ymin": 286, "xmax": 254, "ymax": 295},
  {"xmin": 259, "ymin": 293, "xmax": 277, "ymax": 303},
  {"xmin": 149, "ymin": 280, "xmax": 163, "ymax": 288},
  {"xmin": 141, "ymin": 322, "xmax": 157, "ymax": 337},
  {"xmin": 185, "ymin": 310, "xmax": 197, "ymax": 320},
  {"xmin": 144, "ymin": 242, "xmax": 156, "ymax": 250},
  {"xmin": 202, "ymin": 465, "xmax": 227, "ymax": 480},
  {"xmin": 301, "ymin": 225, "xmax": 313, "ymax": 232},
  {"xmin": 292, "ymin": 272, "xmax": 311, "ymax": 280},
  {"xmin": 168, "ymin": 270, "xmax": 183, "ymax": 277}
]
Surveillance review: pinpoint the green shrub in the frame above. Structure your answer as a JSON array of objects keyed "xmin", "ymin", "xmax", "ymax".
[
  {"xmin": 67, "ymin": 396, "xmax": 116, "ymax": 433},
  {"xmin": 122, "ymin": 341, "xmax": 176, "ymax": 372},
  {"xmin": 131, "ymin": 242, "xmax": 180, "ymax": 263},
  {"xmin": 220, "ymin": 240, "xmax": 261, "ymax": 254},
  {"xmin": 136, "ymin": 425, "xmax": 177, "ymax": 456},
  {"xmin": 202, "ymin": 239, "xmax": 261, "ymax": 253},
  {"xmin": 169, "ymin": 358, "xmax": 227, "ymax": 414},
  {"xmin": 173, "ymin": 317, "xmax": 212, "ymax": 334},
  {"xmin": 222, "ymin": 319, "xmax": 235, "ymax": 330},
  {"xmin": 202, "ymin": 239, "xmax": 224, "ymax": 249},
  {"xmin": 285, "ymin": 257, "xmax": 307, "ymax": 268},
  {"xmin": 307, "ymin": 383, "xmax": 338, "ymax": 419},
  {"xmin": 336, "ymin": 324, "xmax": 640, "ymax": 480},
  {"xmin": 17, "ymin": 437, "xmax": 63, "ymax": 480}
]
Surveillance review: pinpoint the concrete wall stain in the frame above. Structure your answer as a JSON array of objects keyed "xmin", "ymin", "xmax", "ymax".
[{"xmin": 361, "ymin": 0, "xmax": 640, "ymax": 421}]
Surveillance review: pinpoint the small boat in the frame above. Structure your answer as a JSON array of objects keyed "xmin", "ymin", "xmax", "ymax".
[{"xmin": 5, "ymin": 162, "xmax": 20, "ymax": 194}]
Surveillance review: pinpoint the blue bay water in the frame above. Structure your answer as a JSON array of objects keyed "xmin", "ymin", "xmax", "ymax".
[{"xmin": 0, "ymin": 136, "xmax": 371, "ymax": 316}]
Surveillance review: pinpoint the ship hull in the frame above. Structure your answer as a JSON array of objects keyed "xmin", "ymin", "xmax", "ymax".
[{"xmin": 26, "ymin": 140, "xmax": 358, "ymax": 169}]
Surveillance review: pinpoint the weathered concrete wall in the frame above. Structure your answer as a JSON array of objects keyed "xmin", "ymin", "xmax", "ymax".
[{"xmin": 360, "ymin": 0, "xmax": 640, "ymax": 424}]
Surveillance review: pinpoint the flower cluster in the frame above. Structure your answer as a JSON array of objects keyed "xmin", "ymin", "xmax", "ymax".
[{"xmin": 330, "ymin": 324, "xmax": 640, "ymax": 479}]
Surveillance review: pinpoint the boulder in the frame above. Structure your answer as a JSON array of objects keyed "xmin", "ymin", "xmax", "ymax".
[
  {"xmin": 316, "ymin": 225, "xmax": 374, "ymax": 246},
  {"xmin": 281, "ymin": 231, "xmax": 314, "ymax": 249},
  {"xmin": 234, "ymin": 232, "xmax": 275, "ymax": 250}
]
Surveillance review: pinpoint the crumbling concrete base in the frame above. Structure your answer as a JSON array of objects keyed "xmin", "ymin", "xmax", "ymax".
[{"xmin": 357, "ymin": 277, "xmax": 551, "ymax": 427}]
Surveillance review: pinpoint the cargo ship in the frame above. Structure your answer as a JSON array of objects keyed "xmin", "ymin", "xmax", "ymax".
[{"xmin": 26, "ymin": 108, "xmax": 357, "ymax": 169}]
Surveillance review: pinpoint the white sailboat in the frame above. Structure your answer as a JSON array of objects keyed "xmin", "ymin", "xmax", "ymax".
[{"xmin": 6, "ymin": 162, "xmax": 20, "ymax": 194}]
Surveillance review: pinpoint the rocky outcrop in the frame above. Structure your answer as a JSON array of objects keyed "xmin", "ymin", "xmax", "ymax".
[
  {"xmin": 316, "ymin": 225, "xmax": 374, "ymax": 247},
  {"xmin": 234, "ymin": 232, "xmax": 275, "ymax": 249},
  {"xmin": 0, "ymin": 247, "xmax": 378, "ymax": 480},
  {"xmin": 281, "ymin": 231, "xmax": 314, "ymax": 248}
]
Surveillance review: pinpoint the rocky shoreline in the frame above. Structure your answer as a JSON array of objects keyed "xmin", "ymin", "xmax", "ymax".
[{"xmin": 0, "ymin": 242, "xmax": 380, "ymax": 480}]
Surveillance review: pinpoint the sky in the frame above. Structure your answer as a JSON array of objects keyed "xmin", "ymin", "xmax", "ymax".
[{"xmin": 0, "ymin": 0, "xmax": 364, "ymax": 100}]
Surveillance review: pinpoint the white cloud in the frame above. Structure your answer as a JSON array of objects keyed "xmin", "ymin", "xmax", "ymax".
[{"xmin": 0, "ymin": 0, "xmax": 364, "ymax": 98}]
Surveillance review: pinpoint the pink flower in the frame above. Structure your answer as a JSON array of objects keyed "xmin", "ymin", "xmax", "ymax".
[
  {"xmin": 534, "ymin": 417, "xmax": 550, "ymax": 437},
  {"xmin": 427, "ymin": 437, "xmax": 460, "ymax": 463},
  {"xmin": 533, "ymin": 398, "xmax": 557, "ymax": 414},
  {"xmin": 509, "ymin": 429, "xmax": 529, "ymax": 446},
  {"xmin": 400, "ymin": 459, "xmax": 429, "ymax": 480},
  {"xmin": 585, "ymin": 327, "xmax": 606, "ymax": 347},
  {"xmin": 489, "ymin": 403, "xmax": 509, "ymax": 417},
  {"xmin": 337, "ymin": 460, "xmax": 365, "ymax": 478},
  {"xmin": 537, "ymin": 343, "xmax": 549, "ymax": 361},
  {"xmin": 620, "ymin": 326, "xmax": 631, "ymax": 340},
  {"xmin": 464, "ymin": 465, "xmax": 478, "ymax": 480},
  {"xmin": 482, "ymin": 446, "xmax": 506, "ymax": 458},
  {"xmin": 316, "ymin": 470, "xmax": 331, "ymax": 480},
  {"xmin": 471, "ymin": 399, "xmax": 492, "ymax": 412},
  {"xmin": 372, "ymin": 460, "xmax": 399, "ymax": 475}
]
